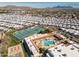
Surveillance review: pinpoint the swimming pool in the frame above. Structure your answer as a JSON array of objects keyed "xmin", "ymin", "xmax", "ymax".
[{"xmin": 42, "ymin": 40, "xmax": 56, "ymax": 46}]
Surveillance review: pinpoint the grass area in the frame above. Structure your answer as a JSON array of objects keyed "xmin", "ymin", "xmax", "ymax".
[
  {"xmin": 1, "ymin": 49, "xmax": 8, "ymax": 57},
  {"xmin": 6, "ymin": 30, "xmax": 21, "ymax": 46},
  {"xmin": 8, "ymin": 35, "xmax": 20, "ymax": 46}
]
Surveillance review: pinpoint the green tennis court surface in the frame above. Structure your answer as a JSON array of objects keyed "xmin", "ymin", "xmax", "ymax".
[{"xmin": 13, "ymin": 26, "xmax": 45, "ymax": 40}]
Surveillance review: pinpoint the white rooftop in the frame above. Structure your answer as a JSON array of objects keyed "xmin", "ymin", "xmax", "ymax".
[{"xmin": 48, "ymin": 44, "xmax": 79, "ymax": 57}]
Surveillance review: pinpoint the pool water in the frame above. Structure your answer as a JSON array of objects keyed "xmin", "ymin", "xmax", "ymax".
[{"xmin": 42, "ymin": 40, "xmax": 56, "ymax": 46}]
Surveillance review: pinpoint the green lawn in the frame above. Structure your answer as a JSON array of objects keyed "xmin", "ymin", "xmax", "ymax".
[{"xmin": 6, "ymin": 30, "xmax": 21, "ymax": 46}]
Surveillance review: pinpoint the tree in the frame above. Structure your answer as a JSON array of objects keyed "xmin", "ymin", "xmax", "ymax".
[{"xmin": 39, "ymin": 48, "xmax": 46, "ymax": 53}]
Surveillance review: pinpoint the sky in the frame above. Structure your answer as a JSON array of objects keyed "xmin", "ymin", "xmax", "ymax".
[{"xmin": 0, "ymin": 2, "xmax": 79, "ymax": 8}]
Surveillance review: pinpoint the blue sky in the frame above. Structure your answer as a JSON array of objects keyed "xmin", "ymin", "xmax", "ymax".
[{"xmin": 0, "ymin": 2, "xmax": 79, "ymax": 8}]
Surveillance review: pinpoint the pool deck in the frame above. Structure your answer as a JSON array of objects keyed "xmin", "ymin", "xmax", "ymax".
[{"xmin": 31, "ymin": 33, "xmax": 63, "ymax": 52}]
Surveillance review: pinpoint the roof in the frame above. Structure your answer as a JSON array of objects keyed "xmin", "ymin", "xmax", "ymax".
[{"xmin": 48, "ymin": 44, "xmax": 79, "ymax": 57}]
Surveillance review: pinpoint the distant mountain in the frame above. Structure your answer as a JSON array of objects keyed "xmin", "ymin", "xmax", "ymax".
[
  {"xmin": 53, "ymin": 6, "xmax": 73, "ymax": 8},
  {"xmin": 46, "ymin": 6, "xmax": 74, "ymax": 9},
  {"xmin": 2, "ymin": 5, "xmax": 32, "ymax": 10},
  {"xmin": 4, "ymin": 5, "xmax": 17, "ymax": 8}
]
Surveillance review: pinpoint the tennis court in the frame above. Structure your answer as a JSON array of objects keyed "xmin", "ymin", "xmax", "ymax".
[{"xmin": 13, "ymin": 26, "xmax": 45, "ymax": 40}]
